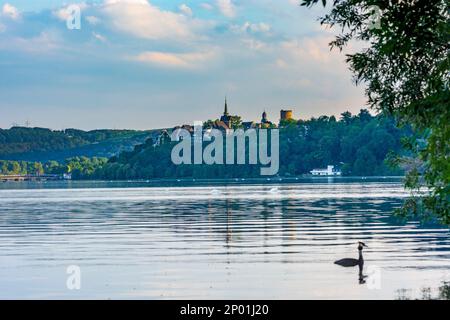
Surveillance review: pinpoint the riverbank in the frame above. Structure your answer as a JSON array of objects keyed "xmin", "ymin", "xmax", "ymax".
[{"xmin": 0, "ymin": 175, "xmax": 405, "ymax": 190}]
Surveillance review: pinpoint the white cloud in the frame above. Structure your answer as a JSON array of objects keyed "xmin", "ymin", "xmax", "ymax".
[
  {"xmin": 86, "ymin": 15, "xmax": 101, "ymax": 25},
  {"xmin": 92, "ymin": 32, "xmax": 107, "ymax": 42},
  {"xmin": 241, "ymin": 38, "xmax": 267, "ymax": 51},
  {"xmin": 2, "ymin": 3, "xmax": 20, "ymax": 20},
  {"xmin": 53, "ymin": 3, "xmax": 88, "ymax": 21},
  {"xmin": 0, "ymin": 31, "xmax": 62, "ymax": 53},
  {"xmin": 102, "ymin": 0, "xmax": 199, "ymax": 41},
  {"xmin": 217, "ymin": 0, "xmax": 236, "ymax": 18},
  {"xmin": 232, "ymin": 22, "xmax": 271, "ymax": 34},
  {"xmin": 248, "ymin": 22, "xmax": 271, "ymax": 33},
  {"xmin": 275, "ymin": 58, "xmax": 288, "ymax": 68},
  {"xmin": 200, "ymin": 3, "xmax": 213, "ymax": 10},
  {"xmin": 131, "ymin": 50, "xmax": 215, "ymax": 69},
  {"xmin": 280, "ymin": 37, "xmax": 337, "ymax": 64},
  {"xmin": 179, "ymin": 4, "xmax": 193, "ymax": 16}
]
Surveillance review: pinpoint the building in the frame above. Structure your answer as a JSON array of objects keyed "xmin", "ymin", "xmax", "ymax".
[
  {"xmin": 203, "ymin": 98, "xmax": 233, "ymax": 131},
  {"xmin": 172, "ymin": 98, "xmax": 282, "ymax": 134},
  {"xmin": 63, "ymin": 173, "xmax": 72, "ymax": 180},
  {"xmin": 260, "ymin": 110, "xmax": 275, "ymax": 128},
  {"xmin": 154, "ymin": 129, "xmax": 170, "ymax": 145},
  {"xmin": 310, "ymin": 165, "xmax": 342, "ymax": 176},
  {"xmin": 242, "ymin": 121, "xmax": 257, "ymax": 129},
  {"xmin": 242, "ymin": 111, "xmax": 276, "ymax": 129},
  {"xmin": 173, "ymin": 124, "xmax": 194, "ymax": 133},
  {"xmin": 280, "ymin": 109, "xmax": 293, "ymax": 121},
  {"xmin": 218, "ymin": 97, "xmax": 232, "ymax": 129}
]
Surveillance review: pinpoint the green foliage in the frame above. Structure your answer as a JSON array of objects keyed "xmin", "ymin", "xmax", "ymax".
[
  {"xmin": 0, "ymin": 157, "xmax": 107, "ymax": 178},
  {"xmin": 0, "ymin": 160, "xmax": 47, "ymax": 175},
  {"xmin": 64, "ymin": 157, "xmax": 108, "ymax": 179},
  {"xmin": 90, "ymin": 111, "xmax": 408, "ymax": 180},
  {"xmin": 229, "ymin": 115, "xmax": 243, "ymax": 128},
  {"xmin": 301, "ymin": 0, "xmax": 450, "ymax": 224},
  {"xmin": 0, "ymin": 127, "xmax": 151, "ymax": 162}
]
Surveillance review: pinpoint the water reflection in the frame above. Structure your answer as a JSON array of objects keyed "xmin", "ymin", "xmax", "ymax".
[
  {"xmin": 396, "ymin": 281, "xmax": 450, "ymax": 300},
  {"xmin": 0, "ymin": 181, "xmax": 449, "ymax": 299}
]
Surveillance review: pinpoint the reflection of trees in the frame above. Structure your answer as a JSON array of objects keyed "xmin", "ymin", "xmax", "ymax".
[
  {"xmin": 225, "ymin": 200, "xmax": 232, "ymax": 245},
  {"xmin": 396, "ymin": 282, "xmax": 450, "ymax": 300}
]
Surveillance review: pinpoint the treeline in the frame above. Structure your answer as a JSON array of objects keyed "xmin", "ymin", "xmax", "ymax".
[
  {"xmin": 0, "ymin": 127, "xmax": 152, "ymax": 162},
  {"xmin": 88, "ymin": 110, "xmax": 409, "ymax": 179},
  {"xmin": 0, "ymin": 127, "xmax": 150, "ymax": 156},
  {"xmin": 0, "ymin": 157, "xmax": 107, "ymax": 179},
  {"xmin": 0, "ymin": 160, "xmax": 45, "ymax": 175},
  {"xmin": 0, "ymin": 110, "xmax": 410, "ymax": 180}
]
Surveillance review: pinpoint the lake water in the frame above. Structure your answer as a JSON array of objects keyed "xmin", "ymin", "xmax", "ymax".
[{"xmin": 0, "ymin": 178, "xmax": 449, "ymax": 299}]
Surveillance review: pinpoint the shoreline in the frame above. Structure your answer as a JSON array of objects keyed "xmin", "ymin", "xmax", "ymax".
[{"xmin": 0, "ymin": 176, "xmax": 405, "ymax": 190}]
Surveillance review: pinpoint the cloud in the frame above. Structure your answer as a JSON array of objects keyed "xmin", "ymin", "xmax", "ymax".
[
  {"xmin": 86, "ymin": 15, "xmax": 101, "ymax": 25},
  {"xmin": 53, "ymin": 3, "xmax": 88, "ymax": 21},
  {"xmin": 232, "ymin": 22, "xmax": 271, "ymax": 34},
  {"xmin": 0, "ymin": 31, "xmax": 62, "ymax": 53},
  {"xmin": 217, "ymin": 0, "xmax": 236, "ymax": 18},
  {"xmin": 280, "ymin": 37, "xmax": 337, "ymax": 64},
  {"xmin": 0, "ymin": 0, "xmax": 366, "ymax": 129},
  {"xmin": 288, "ymin": 0, "xmax": 300, "ymax": 5},
  {"xmin": 92, "ymin": 32, "xmax": 107, "ymax": 42},
  {"xmin": 179, "ymin": 4, "xmax": 193, "ymax": 17},
  {"xmin": 101, "ymin": 0, "xmax": 198, "ymax": 41},
  {"xmin": 200, "ymin": 3, "xmax": 213, "ymax": 10},
  {"xmin": 131, "ymin": 50, "xmax": 215, "ymax": 69},
  {"xmin": 2, "ymin": 3, "xmax": 20, "ymax": 20},
  {"xmin": 241, "ymin": 38, "xmax": 267, "ymax": 51}
]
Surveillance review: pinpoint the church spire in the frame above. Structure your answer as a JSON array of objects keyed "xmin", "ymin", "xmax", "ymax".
[{"xmin": 224, "ymin": 96, "xmax": 229, "ymax": 116}]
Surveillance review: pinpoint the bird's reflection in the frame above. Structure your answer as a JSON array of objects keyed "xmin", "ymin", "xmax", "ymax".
[{"xmin": 358, "ymin": 263, "xmax": 368, "ymax": 284}]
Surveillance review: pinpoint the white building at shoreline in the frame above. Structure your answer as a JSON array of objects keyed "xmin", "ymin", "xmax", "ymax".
[{"xmin": 310, "ymin": 165, "xmax": 342, "ymax": 176}]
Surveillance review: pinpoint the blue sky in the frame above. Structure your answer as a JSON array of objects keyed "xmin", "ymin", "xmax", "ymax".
[{"xmin": 0, "ymin": 0, "xmax": 365, "ymax": 130}]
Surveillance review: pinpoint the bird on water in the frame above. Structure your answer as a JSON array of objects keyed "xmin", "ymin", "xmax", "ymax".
[{"xmin": 334, "ymin": 242, "xmax": 368, "ymax": 267}]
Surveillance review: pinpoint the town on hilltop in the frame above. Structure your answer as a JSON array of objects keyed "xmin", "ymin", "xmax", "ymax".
[{"xmin": 166, "ymin": 98, "xmax": 294, "ymax": 136}]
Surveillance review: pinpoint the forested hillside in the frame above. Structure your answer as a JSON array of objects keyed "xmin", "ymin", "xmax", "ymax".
[
  {"xmin": 0, "ymin": 111, "xmax": 411, "ymax": 179},
  {"xmin": 88, "ymin": 110, "xmax": 410, "ymax": 179},
  {"xmin": 0, "ymin": 127, "xmax": 152, "ymax": 162}
]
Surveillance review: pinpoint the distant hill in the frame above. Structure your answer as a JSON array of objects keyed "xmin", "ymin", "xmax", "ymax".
[
  {"xmin": 0, "ymin": 127, "xmax": 155, "ymax": 162},
  {"xmin": 88, "ymin": 110, "xmax": 410, "ymax": 180}
]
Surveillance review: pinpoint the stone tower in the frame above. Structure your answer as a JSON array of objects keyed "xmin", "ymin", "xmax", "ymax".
[{"xmin": 280, "ymin": 109, "xmax": 293, "ymax": 121}]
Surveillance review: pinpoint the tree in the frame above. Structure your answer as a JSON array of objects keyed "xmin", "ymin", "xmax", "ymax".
[
  {"xmin": 230, "ymin": 115, "xmax": 243, "ymax": 128},
  {"xmin": 33, "ymin": 162, "xmax": 44, "ymax": 175},
  {"xmin": 353, "ymin": 147, "xmax": 377, "ymax": 176},
  {"xmin": 302, "ymin": 0, "xmax": 449, "ymax": 224},
  {"xmin": 340, "ymin": 111, "xmax": 352, "ymax": 125}
]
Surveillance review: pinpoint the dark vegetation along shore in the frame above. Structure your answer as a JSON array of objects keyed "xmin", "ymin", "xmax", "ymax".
[
  {"xmin": 0, "ymin": 127, "xmax": 153, "ymax": 162},
  {"xmin": 0, "ymin": 110, "xmax": 411, "ymax": 180}
]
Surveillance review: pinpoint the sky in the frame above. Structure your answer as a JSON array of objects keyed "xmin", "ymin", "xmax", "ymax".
[{"xmin": 0, "ymin": 0, "xmax": 366, "ymax": 130}]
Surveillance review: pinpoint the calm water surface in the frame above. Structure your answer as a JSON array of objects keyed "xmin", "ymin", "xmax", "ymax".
[{"xmin": 0, "ymin": 178, "xmax": 449, "ymax": 299}]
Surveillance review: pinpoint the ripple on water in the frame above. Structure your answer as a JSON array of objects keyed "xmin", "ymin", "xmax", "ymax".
[{"xmin": 0, "ymin": 182, "xmax": 449, "ymax": 299}]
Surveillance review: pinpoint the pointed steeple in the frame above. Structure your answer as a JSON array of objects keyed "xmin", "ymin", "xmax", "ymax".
[{"xmin": 224, "ymin": 96, "xmax": 229, "ymax": 116}]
